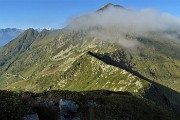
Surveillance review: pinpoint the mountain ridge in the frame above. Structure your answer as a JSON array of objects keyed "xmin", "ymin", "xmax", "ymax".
[
  {"xmin": 0, "ymin": 4, "xmax": 180, "ymax": 118},
  {"xmin": 0, "ymin": 28, "xmax": 179, "ymax": 115},
  {"xmin": 0, "ymin": 28, "xmax": 23, "ymax": 47},
  {"xmin": 97, "ymin": 3, "xmax": 124, "ymax": 11}
]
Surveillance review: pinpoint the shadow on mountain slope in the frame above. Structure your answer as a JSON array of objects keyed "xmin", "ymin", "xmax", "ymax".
[{"xmin": 88, "ymin": 51, "xmax": 180, "ymax": 115}]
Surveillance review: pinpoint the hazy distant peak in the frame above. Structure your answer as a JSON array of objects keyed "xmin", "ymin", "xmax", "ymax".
[
  {"xmin": 41, "ymin": 28, "xmax": 50, "ymax": 32},
  {"xmin": 98, "ymin": 3, "xmax": 124, "ymax": 11},
  {"xmin": 0, "ymin": 28, "xmax": 23, "ymax": 32},
  {"xmin": 0, "ymin": 28, "xmax": 23, "ymax": 46},
  {"xmin": 38, "ymin": 28, "xmax": 52, "ymax": 36}
]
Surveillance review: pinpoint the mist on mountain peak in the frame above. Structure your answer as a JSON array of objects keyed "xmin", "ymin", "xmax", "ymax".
[{"xmin": 68, "ymin": 5, "xmax": 180, "ymax": 47}]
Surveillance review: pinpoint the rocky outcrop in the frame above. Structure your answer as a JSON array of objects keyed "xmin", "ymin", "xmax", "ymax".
[
  {"xmin": 26, "ymin": 97, "xmax": 81, "ymax": 120},
  {"xmin": 59, "ymin": 99, "xmax": 80, "ymax": 120},
  {"xmin": 23, "ymin": 113, "xmax": 39, "ymax": 120}
]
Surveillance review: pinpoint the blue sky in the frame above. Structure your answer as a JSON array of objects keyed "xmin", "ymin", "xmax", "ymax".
[{"xmin": 0, "ymin": 0, "xmax": 180, "ymax": 29}]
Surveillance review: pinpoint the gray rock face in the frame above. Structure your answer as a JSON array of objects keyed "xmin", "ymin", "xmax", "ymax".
[
  {"xmin": 57, "ymin": 115, "xmax": 80, "ymax": 120},
  {"xmin": 23, "ymin": 113, "xmax": 39, "ymax": 120},
  {"xmin": 72, "ymin": 117, "xmax": 81, "ymax": 120},
  {"xmin": 88, "ymin": 100, "xmax": 96, "ymax": 108},
  {"xmin": 59, "ymin": 99, "xmax": 79, "ymax": 114},
  {"xmin": 24, "ymin": 99, "xmax": 81, "ymax": 120}
]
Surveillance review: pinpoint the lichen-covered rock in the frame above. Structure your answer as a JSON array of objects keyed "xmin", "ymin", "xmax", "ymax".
[
  {"xmin": 88, "ymin": 100, "xmax": 96, "ymax": 108},
  {"xmin": 72, "ymin": 116, "xmax": 81, "ymax": 120},
  {"xmin": 23, "ymin": 113, "xmax": 39, "ymax": 120},
  {"xmin": 59, "ymin": 99, "xmax": 79, "ymax": 115}
]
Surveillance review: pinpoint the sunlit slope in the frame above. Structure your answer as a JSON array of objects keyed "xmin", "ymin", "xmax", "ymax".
[
  {"xmin": 0, "ymin": 28, "xmax": 179, "ymax": 93},
  {"xmin": 0, "ymin": 28, "xmax": 180, "ymax": 115},
  {"xmin": 3, "ymin": 52, "xmax": 150, "ymax": 93}
]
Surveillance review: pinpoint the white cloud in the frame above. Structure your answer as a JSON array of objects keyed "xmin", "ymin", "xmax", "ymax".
[{"xmin": 67, "ymin": 6, "xmax": 180, "ymax": 47}]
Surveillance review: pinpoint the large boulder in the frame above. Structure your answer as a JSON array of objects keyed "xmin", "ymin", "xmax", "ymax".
[
  {"xmin": 88, "ymin": 100, "xmax": 96, "ymax": 108},
  {"xmin": 59, "ymin": 99, "xmax": 79, "ymax": 115}
]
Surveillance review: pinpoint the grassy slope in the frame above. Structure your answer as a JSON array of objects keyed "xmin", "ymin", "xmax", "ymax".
[
  {"xmin": 0, "ymin": 29, "xmax": 180, "ymax": 116},
  {"xmin": 0, "ymin": 29, "xmax": 178, "ymax": 94},
  {"xmin": 60, "ymin": 53, "xmax": 150, "ymax": 93},
  {"xmin": 97, "ymin": 36, "xmax": 180, "ymax": 92},
  {"xmin": 2, "ymin": 41, "xmax": 150, "ymax": 93}
]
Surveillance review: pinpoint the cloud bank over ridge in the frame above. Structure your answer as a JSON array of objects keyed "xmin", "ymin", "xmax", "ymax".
[{"xmin": 68, "ymin": 5, "xmax": 180, "ymax": 47}]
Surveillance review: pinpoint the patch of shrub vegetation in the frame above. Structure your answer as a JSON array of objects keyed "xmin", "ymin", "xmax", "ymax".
[
  {"xmin": 0, "ymin": 90, "xmax": 31, "ymax": 120},
  {"xmin": 0, "ymin": 90, "xmax": 179, "ymax": 120}
]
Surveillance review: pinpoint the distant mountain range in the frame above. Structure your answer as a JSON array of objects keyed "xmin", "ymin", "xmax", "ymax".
[{"xmin": 0, "ymin": 28, "xmax": 23, "ymax": 47}]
